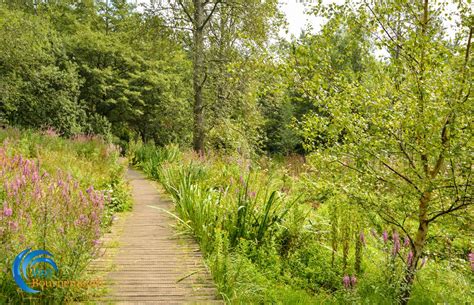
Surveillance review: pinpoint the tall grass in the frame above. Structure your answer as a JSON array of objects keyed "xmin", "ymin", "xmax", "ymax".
[{"xmin": 132, "ymin": 143, "xmax": 319, "ymax": 303}]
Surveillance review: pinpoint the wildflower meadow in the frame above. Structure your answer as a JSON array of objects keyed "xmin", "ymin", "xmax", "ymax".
[{"xmin": 0, "ymin": 128, "xmax": 130, "ymax": 303}]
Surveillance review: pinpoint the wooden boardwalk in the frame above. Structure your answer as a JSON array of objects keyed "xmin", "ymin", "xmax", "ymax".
[{"xmin": 91, "ymin": 168, "xmax": 221, "ymax": 304}]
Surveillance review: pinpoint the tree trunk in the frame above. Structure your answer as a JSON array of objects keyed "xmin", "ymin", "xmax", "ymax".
[
  {"xmin": 354, "ymin": 229, "xmax": 362, "ymax": 274},
  {"xmin": 400, "ymin": 191, "xmax": 431, "ymax": 305},
  {"xmin": 192, "ymin": 0, "xmax": 205, "ymax": 153}
]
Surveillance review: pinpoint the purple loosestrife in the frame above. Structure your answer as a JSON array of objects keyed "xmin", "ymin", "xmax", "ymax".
[
  {"xmin": 407, "ymin": 251, "xmax": 414, "ymax": 267},
  {"xmin": 11, "ymin": 180, "xmax": 19, "ymax": 196},
  {"xmin": 350, "ymin": 275, "xmax": 357, "ymax": 287},
  {"xmin": 8, "ymin": 221, "xmax": 18, "ymax": 231},
  {"xmin": 343, "ymin": 275, "xmax": 351, "ymax": 289},
  {"xmin": 31, "ymin": 172, "xmax": 39, "ymax": 184},
  {"xmin": 33, "ymin": 186, "xmax": 41, "ymax": 200},
  {"xmin": 403, "ymin": 236, "xmax": 410, "ymax": 247},
  {"xmin": 382, "ymin": 231, "xmax": 388, "ymax": 243},
  {"xmin": 360, "ymin": 231, "xmax": 366, "ymax": 246},
  {"xmin": 3, "ymin": 206, "xmax": 12, "ymax": 217},
  {"xmin": 94, "ymin": 227, "xmax": 101, "ymax": 239},
  {"xmin": 86, "ymin": 185, "xmax": 94, "ymax": 194},
  {"xmin": 75, "ymin": 214, "xmax": 89, "ymax": 226},
  {"xmin": 392, "ymin": 232, "xmax": 400, "ymax": 256}
]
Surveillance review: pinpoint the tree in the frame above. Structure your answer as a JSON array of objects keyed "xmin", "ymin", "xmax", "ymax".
[
  {"xmin": 152, "ymin": 0, "xmax": 222, "ymax": 153},
  {"xmin": 0, "ymin": 8, "xmax": 85, "ymax": 136},
  {"xmin": 147, "ymin": 0, "xmax": 280, "ymax": 153},
  {"xmin": 298, "ymin": 0, "xmax": 473, "ymax": 302}
]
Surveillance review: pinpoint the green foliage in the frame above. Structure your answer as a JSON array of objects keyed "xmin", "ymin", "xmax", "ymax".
[
  {"xmin": 0, "ymin": 9, "xmax": 85, "ymax": 136},
  {"xmin": 0, "ymin": 2, "xmax": 191, "ymax": 146}
]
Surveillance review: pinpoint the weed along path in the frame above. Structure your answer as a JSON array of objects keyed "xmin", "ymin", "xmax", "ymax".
[{"xmin": 94, "ymin": 168, "xmax": 221, "ymax": 304}]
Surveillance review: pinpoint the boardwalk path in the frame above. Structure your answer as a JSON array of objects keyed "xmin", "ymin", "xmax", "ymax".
[{"xmin": 92, "ymin": 168, "xmax": 221, "ymax": 304}]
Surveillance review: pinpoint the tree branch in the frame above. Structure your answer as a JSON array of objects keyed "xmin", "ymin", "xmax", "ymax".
[
  {"xmin": 427, "ymin": 200, "xmax": 473, "ymax": 223},
  {"xmin": 177, "ymin": 0, "xmax": 194, "ymax": 24},
  {"xmin": 201, "ymin": 0, "xmax": 222, "ymax": 30}
]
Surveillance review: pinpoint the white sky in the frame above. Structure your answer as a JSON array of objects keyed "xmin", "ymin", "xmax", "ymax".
[
  {"xmin": 135, "ymin": 0, "xmax": 463, "ymax": 41},
  {"xmin": 279, "ymin": 0, "xmax": 344, "ymax": 38},
  {"xmin": 135, "ymin": 0, "xmax": 335, "ymax": 37}
]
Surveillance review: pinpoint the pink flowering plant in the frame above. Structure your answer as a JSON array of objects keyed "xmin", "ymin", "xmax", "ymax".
[{"xmin": 0, "ymin": 129, "xmax": 130, "ymax": 302}]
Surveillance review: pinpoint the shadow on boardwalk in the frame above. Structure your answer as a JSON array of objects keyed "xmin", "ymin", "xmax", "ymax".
[{"xmin": 90, "ymin": 168, "xmax": 222, "ymax": 304}]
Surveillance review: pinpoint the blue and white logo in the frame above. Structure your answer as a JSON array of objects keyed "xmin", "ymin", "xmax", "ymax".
[{"xmin": 12, "ymin": 248, "xmax": 58, "ymax": 293}]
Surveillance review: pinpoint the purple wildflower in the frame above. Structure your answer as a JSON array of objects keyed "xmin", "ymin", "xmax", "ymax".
[
  {"xmin": 3, "ymin": 206, "xmax": 12, "ymax": 217},
  {"xmin": 8, "ymin": 221, "xmax": 18, "ymax": 231},
  {"xmin": 407, "ymin": 251, "xmax": 414, "ymax": 266},
  {"xmin": 403, "ymin": 236, "xmax": 410, "ymax": 247},
  {"xmin": 31, "ymin": 172, "xmax": 39, "ymax": 183},
  {"xmin": 75, "ymin": 214, "xmax": 89, "ymax": 226},
  {"xmin": 360, "ymin": 231, "xmax": 366, "ymax": 246},
  {"xmin": 350, "ymin": 275, "xmax": 357, "ymax": 287},
  {"xmin": 382, "ymin": 231, "xmax": 388, "ymax": 243},
  {"xmin": 343, "ymin": 275, "xmax": 350, "ymax": 289},
  {"xmin": 392, "ymin": 232, "xmax": 400, "ymax": 256},
  {"xmin": 86, "ymin": 185, "xmax": 94, "ymax": 194}
]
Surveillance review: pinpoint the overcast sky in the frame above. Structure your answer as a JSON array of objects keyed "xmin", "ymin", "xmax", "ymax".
[
  {"xmin": 136, "ymin": 0, "xmax": 461, "ymax": 40},
  {"xmin": 135, "ymin": 0, "xmax": 335, "ymax": 37},
  {"xmin": 279, "ymin": 0, "xmax": 344, "ymax": 38}
]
